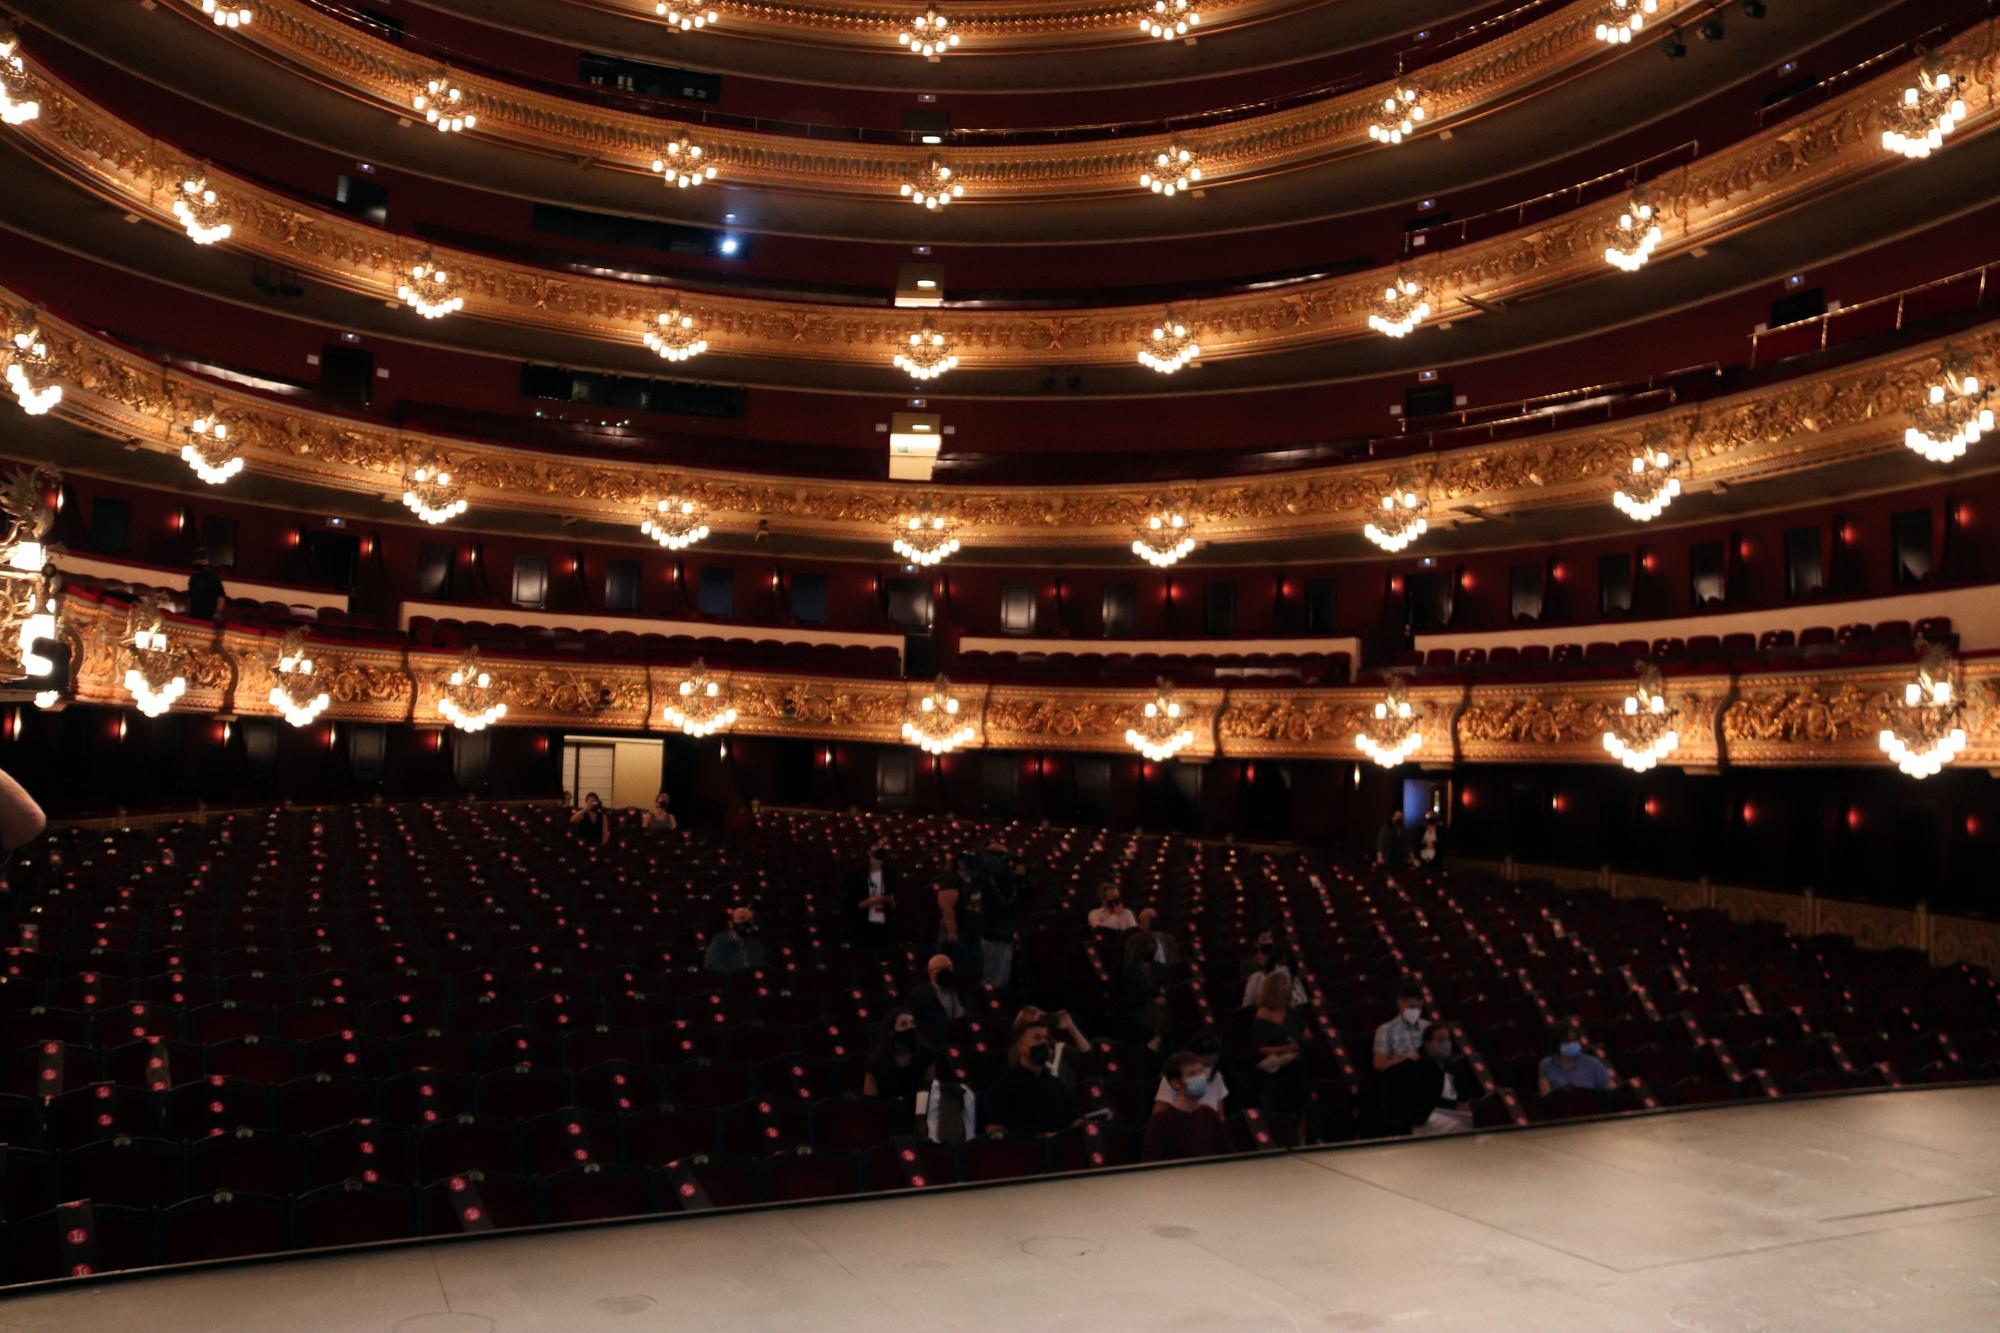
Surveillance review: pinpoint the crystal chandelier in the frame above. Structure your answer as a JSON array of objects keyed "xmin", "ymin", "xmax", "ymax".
[
  {"xmin": 0, "ymin": 469, "xmax": 59, "ymax": 688},
  {"xmin": 900, "ymin": 157, "xmax": 963, "ymax": 209},
  {"xmin": 1603, "ymin": 197, "xmax": 1661, "ymax": 272},
  {"xmin": 1611, "ymin": 443, "xmax": 1682, "ymax": 522},
  {"xmin": 892, "ymin": 512, "xmax": 960, "ymax": 566},
  {"xmin": 171, "ymin": 176, "xmax": 233, "ymax": 246},
  {"xmin": 1602, "ymin": 664, "xmax": 1679, "ymax": 772},
  {"xmin": 1592, "ymin": 0, "xmax": 1657, "ymax": 45},
  {"xmin": 894, "ymin": 320, "xmax": 960, "ymax": 381},
  {"xmin": 413, "ymin": 70, "xmax": 476, "ymax": 133},
  {"xmin": 398, "ymin": 254, "xmax": 465, "ymax": 320},
  {"xmin": 1367, "ymin": 85, "xmax": 1428, "ymax": 145},
  {"xmin": 664, "ymin": 658, "xmax": 737, "ymax": 738},
  {"xmin": 1126, "ymin": 679, "xmax": 1194, "ymax": 762},
  {"xmin": 1882, "ymin": 64, "xmax": 1965, "ymax": 160},
  {"xmin": 1904, "ymin": 362, "xmax": 1992, "ymax": 464},
  {"xmin": 1878, "ymin": 643, "xmax": 1967, "ymax": 779},
  {"xmin": 5, "ymin": 321, "xmax": 61, "ymax": 416},
  {"xmin": 1368, "ymin": 274, "xmax": 1433, "ymax": 339},
  {"xmin": 899, "ymin": 8, "xmax": 958, "ymax": 57},
  {"xmin": 641, "ymin": 497, "xmax": 710, "ymax": 550},
  {"xmin": 438, "ymin": 648, "xmax": 508, "ymax": 732},
  {"xmin": 1139, "ymin": 143, "xmax": 1201, "ymax": 196},
  {"xmin": 1137, "ymin": 314, "xmax": 1200, "ymax": 374},
  {"xmin": 267, "ymin": 628, "xmax": 331, "ymax": 728},
  {"xmin": 651, "ymin": 136, "xmax": 716, "ymax": 188},
  {"xmin": 1132, "ymin": 507, "xmax": 1195, "ymax": 568},
  {"xmin": 903, "ymin": 676, "xmax": 975, "ymax": 754},
  {"xmin": 179, "ymin": 411, "xmax": 244, "ymax": 485},
  {"xmin": 1356, "ymin": 677, "xmax": 1422, "ymax": 768},
  {"xmin": 657, "ymin": 3, "xmax": 718, "ymax": 30},
  {"xmin": 1141, "ymin": 0, "xmax": 1200, "ymax": 39},
  {"xmin": 643, "ymin": 305, "xmax": 709, "ymax": 362},
  {"xmin": 0, "ymin": 26, "xmax": 40, "ymax": 125},
  {"xmin": 403, "ymin": 461, "xmax": 469, "ymax": 525},
  {"xmin": 1363, "ymin": 487, "xmax": 1429, "ymax": 553},
  {"xmin": 123, "ymin": 598, "xmax": 187, "ymax": 719},
  {"xmin": 199, "ymin": 2, "xmax": 253, "ymax": 28}
]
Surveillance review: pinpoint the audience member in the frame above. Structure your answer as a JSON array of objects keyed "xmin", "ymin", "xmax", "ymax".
[
  {"xmin": 1142, "ymin": 1051, "xmax": 1231, "ymax": 1163},
  {"xmin": 1012, "ymin": 1005, "xmax": 1094, "ymax": 1085},
  {"xmin": 978, "ymin": 851, "xmax": 1029, "ymax": 989},
  {"xmin": 934, "ymin": 854, "xmax": 979, "ymax": 976},
  {"xmin": 1154, "ymin": 1028, "xmax": 1229, "ymax": 1113},
  {"xmin": 1249, "ymin": 972, "xmax": 1307, "ymax": 1128},
  {"xmin": 1088, "ymin": 884, "xmax": 1137, "ymax": 931},
  {"xmin": 1538, "ymin": 1024, "xmax": 1611, "ymax": 1096},
  {"xmin": 909, "ymin": 953, "xmax": 966, "ymax": 1043},
  {"xmin": 1134, "ymin": 908, "xmax": 1182, "ymax": 965},
  {"xmin": 1393, "ymin": 1023, "xmax": 1476, "ymax": 1136},
  {"xmin": 852, "ymin": 844, "xmax": 897, "ymax": 951},
  {"xmin": 702, "ymin": 906, "xmax": 765, "ymax": 975},
  {"xmin": 184, "ymin": 548, "xmax": 224, "ymax": 621},
  {"xmin": 1120, "ymin": 944, "xmax": 1172, "ymax": 1052},
  {"xmin": 1417, "ymin": 812, "xmax": 1444, "ymax": 866},
  {"xmin": 569, "ymin": 792, "xmax": 612, "ymax": 847},
  {"xmin": 1239, "ymin": 937, "xmax": 1297, "ymax": 1009},
  {"xmin": 863, "ymin": 1007, "xmax": 935, "ymax": 1103},
  {"xmin": 640, "ymin": 791, "xmax": 678, "ymax": 832},
  {"xmin": 1375, "ymin": 809, "xmax": 1411, "ymax": 868},
  {"xmin": 984, "ymin": 1020, "xmax": 1078, "ymax": 1137},
  {"xmin": 1237, "ymin": 931, "xmax": 1278, "ymax": 983},
  {"xmin": 1372, "ymin": 976, "xmax": 1429, "ymax": 1072}
]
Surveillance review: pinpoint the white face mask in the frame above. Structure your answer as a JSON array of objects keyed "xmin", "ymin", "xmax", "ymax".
[{"xmin": 1402, "ymin": 1006, "xmax": 1423, "ymax": 1024}]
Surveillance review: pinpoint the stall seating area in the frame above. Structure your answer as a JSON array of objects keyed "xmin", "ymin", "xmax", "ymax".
[
  {"xmin": 1, "ymin": 805, "xmax": 1993, "ymax": 1284},
  {"xmin": 953, "ymin": 648, "xmax": 1351, "ymax": 686}
]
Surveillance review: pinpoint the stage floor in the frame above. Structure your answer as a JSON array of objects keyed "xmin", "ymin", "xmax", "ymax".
[{"xmin": 8, "ymin": 1086, "xmax": 2000, "ymax": 1332}]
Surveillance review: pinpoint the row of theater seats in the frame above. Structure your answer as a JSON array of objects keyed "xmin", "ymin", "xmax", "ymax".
[
  {"xmin": 952, "ymin": 649, "xmax": 1351, "ymax": 686},
  {"xmin": 1391, "ymin": 617, "xmax": 1956, "ymax": 682},
  {"xmin": 405, "ymin": 618, "xmax": 904, "ymax": 677}
]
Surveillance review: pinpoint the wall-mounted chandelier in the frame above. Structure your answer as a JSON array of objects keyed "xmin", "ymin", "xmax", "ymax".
[
  {"xmin": 403, "ymin": 461, "xmax": 469, "ymax": 525},
  {"xmin": 1138, "ymin": 143, "xmax": 1202, "ymax": 196},
  {"xmin": 1132, "ymin": 507, "xmax": 1195, "ymax": 568},
  {"xmin": 900, "ymin": 157, "xmax": 963, "ymax": 209},
  {"xmin": 0, "ymin": 27, "xmax": 41, "ymax": 126},
  {"xmin": 267, "ymin": 628, "xmax": 331, "ymax": 728},
  {"xmin": 1904, "ymin": 361, "xmax": 1992, "ymax": 463},
  {"xmin": 0, "ymin": 469, "xmax": 59, "ymax": 689},
  {"xmin": 643, "ymin": 305, "xmax": 709, "ymax": 362},
  {"xmin": 438, "ymin": 648, "xmax": 507, "ymax": 732},
  {"xmin": 894, "ymin": 320, "xmax": 960, "ymax": 381},
  {"xmin": 171, "ymin": 176, "xmax": 233, "ymax": 246},
  {"xmin": 1603, "ymin": 197, "xmax": 1662, "ymax": 272},
  {"xmin": 397, "ymin": 254, "xmax": 465, "ymax": 320},
  {"xmin": 1878, "ymin": 643, "xmax": 1967, "ymax": 779},
  {"xmin": 899, "ymin": 8, "xmax": 958, "ymax": 57},
  {"xmin": 1363, "ymin": 487, "xmax": 1429, "ymax": 553},
  {"xmin": 1602, "ymin": 664, "xmax": 1678, "ymax": 772},
  {"xmin": 178, "ymin": 410, "xmax": 244, "ymax": 485},
  {"xmin": 413, "ymin": 70, "xmax": 476, "ymax": 133},
  {"xmin": 1142, "ymin": 0, "xmax": 1200, "ymax": 39},
  {"xmin": 892, "ymin": 512, "xmax": 961, "ymax": 566},
  {"xmin": 199, "ymin": 2, "xmax": 253, "ymax": 28},
  {"xmin": 1367, "ymin": 85, "xmax": 1428, "ymax": 144},
  {"xmin": 123, "ymin": 597, "xmax": 187, "ymax": 719},
  {"xmin": 641, "ymin": 497, "xmax": 710, "ymax": 550},
  {"xmin": 1126, "ymin": 679, "xmax": 1194, "ymax": 762},
  {"xmin": 1882, "ymin": 63, "xmax": 1965, "ymax": 160},
  {"xmin": 656, "ymin": 3, "xmax": 719, "ymax": 30},
  {"xmin": 664, "ymin": 657, "xmax": 737, "ymax": 738},
  {"xmin": 1367, "ymin": 274, "xmax": 1432, "ymax": 339},
  {"xmin": 1610, "ymin": 443, "xmax": 1682, "ymax": 522},
  {"xmin": 1591, "ymin": 0, "xmax": 1657, "ymax": 45},
  {"xmin": 1137, "ymin": 314, "xmax": 1200, "ymax": 374},
  {"xmin": 651, "ymin": 136, "xmax": 716, "ymax": 188},
  {"xmin": 5, "ymin": 322, "xmax": 61, "ymax": 416},
  {"xmin": 903, "ymin": 676, "xmax": 975, "ymax": 754},
  {"xmin": 1355, "ymin": 676, "xmax": 1422, "ymax": 768}
]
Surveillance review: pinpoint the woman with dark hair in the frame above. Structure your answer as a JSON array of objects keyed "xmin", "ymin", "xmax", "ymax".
[
  {"xmin": 569, "ymin": 791, "xmax": 611, "ymax": 846},
  {"xmin": 863, "ymin": 1007, "xmax": 935, "ymax": 1103},
  {"xmin": 1250, "ymin": 972, "xmax": 1307, "ymax": 1134}
]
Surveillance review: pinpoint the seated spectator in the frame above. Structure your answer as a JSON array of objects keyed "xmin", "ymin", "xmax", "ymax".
[
  {"xmin": 1237, "ymin": 931, "xmax": 1277, "ymax": 983},
  {"xmin": 852, "ymin": 844, "xmax": 897, "ymax": 951},
  {"xmin": 1142, "ymin": 1051, "xmax": 1231, "ymax": 1163},
  {"xmin": 984, "ymin": 1020, "xmax": 1078, "ymax": 1137},
  {"xmin": 1012, "ymin": 1005, "xmax": 1093, "ymax": 1084},
  {"xmin": 1392, "ymin": 1022, "xmax": 1476, "ymax": 1137},
  {"xmin": 185, "ymin": 547, "xmax": 224, "ymax": 621},
  {"xmin": 1239, "ymin": 937, "xmax": 1297, "ymax": 1009},
  {"xmin": 1537, "ymin": 1024, "xmax": 1611, "ymax": 1097},
  {"xmin": 640, "ymin": 791, "xmax": 678, "ymax": 832},
  {"xmin": 1371, "ymin": 976, "xmax": 1429, "ymax": 1072},
  {"xmin": 1120, "ymin": 946, "xmax": 1171, "ymax": 1052},
  {"xmin": 702, "ymin": 906, "xmax": 765, "ymax": 975},
  {"xmin": 863, "ymin": 1007, "xmax": 935, "ymax": 1104},
  {"xmin": 1154, "ymin": 1027, "xmax": 1229, "ymax": 1114},
  {"xmin": 1135, "ymin": 908, "xmax": 1183, "ymax": 965},
  {"xmin": 909, "ymin": 953, "xmax": 967, "ymax": 1044},
  {"xmin": 569, "ymin": 791, "xmax": 612, "ymax": 847},
  {"xmin": 1087, "ymin": 884, "xmax": 1137, "ymax": 932},
  {"xmin": 1249, "ymin": 973, "xmax": 1307, "ymax": 1129}
]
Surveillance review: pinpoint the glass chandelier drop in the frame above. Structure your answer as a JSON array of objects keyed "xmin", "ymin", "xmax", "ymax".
[
  {"xmin": 438, "ymin": 648, "xmax": 507, "ymax": 732},
  {"xmin": 5, "ymin": 322, "xmax": 61, "ymax": 416},
  {"xmin": 1881, "ymin": 64, "xmax": 1965, "ymax": 160},
  {"xmin": 1592, "ymin": 0, "xmax": 1657, "ymax": 45},
  {"xmin": 1367, "ymin": 85, "xmax": 1428, "ymax": 145},
  {"xmin": 1368, "ymin": 274, "xmax": 1433, "ymax": 339},
  {"xmin": 657, "ymin": 3, "xmax": 719, "ymax": 30},
  {"xmin": 413, "ymin": 70, "xmax": 476, "ymax": 133},
  {"xmin": 1139, "ymin": 143, "xmax": 1202, "ymax": 196},
  {"xmin": 651, "ymin": 136, "xmax": 716, "ymax": 188},
  {"xmin": 1132, "ymin": 507, "xmax": 1195, "ymax": 568},
  {"xmin": 397, "ymin": 254, "xmax": 465, "ymax": 320},
  {"xmin": 1141, "ymin": 0, "xmax": 1200, "ymax": 39},
  {"xmin": 123, "ymin": 599, "xmax": 187, "ymax": 719},
  {"xmin": 1904, "ymin": 363, "xmax": 1992, "ymax": 464},
  {"xmin": 179, "ymin": 411, "xmax": 244, "ymax": 485},
  {"xmin": 892, "ymin": 512, "xmax": 961, "ymax": 566},
  {"xmin": 664, "ymin": 658, "xmax": 737, "ymax": 738},
  {"xmin": 0, "ymin": 469, "xmax": 59, "ymax": 689},
  {"xmin": 0, "ymin": 27, "xmax": 41, "ymax": 125},
  {"xmin": 1603, "ymin": 197, "xmax": 1661, "ymax": 272},
  {"xmin": 899, "ymin": 8, "xmax": 958, "ymax": 57},
  {"xmin": 1126, "ymin": 679, "xmax": 1194, "ymax": 762},
  {"xmin": 1602, "ymin": 664, "xmax": 1679, "ymax": 773},
  {"xmin": 1878, "ymin": 643, "xmax": 1967, "ymax": 779},
  {"xmin": 641, "ymin": 496, "xmax": 711, "ymax": 550},
  {"xmin": 171, "ymin": 176, "xmax": 233, "ymax": 246},
  {"xmin": 1356, "ymin": 677, "xmax": 1422, "ymax": 768},
  {"xmin": 1363, "ymin": 487, "xmax": 1429, "ymax": 553},
  {"xmin": 903, "ymin": 676, "xmax": 975, "ymax": 754},
  {"xmin": 643, "ymin": 305, "xmax": 709, "ymax": 362},
  {"xmin": 403, "ymin": 461, "xmax": 469, "ymax": 525},
  {"xmin": 1610, "ymin": 444, "xmax": 1682, "ymax": 522},
  {"xmin": 267, "ymin": 628, "xmax": 331, "ymax": 728},
  {"xmin": 199, "ymin": 2, "xmax": 253, "ymax": 27},
  {"xmin": 1137, "ymin": 313, "xmax": 1200, "ymax": 374},
  {"xmin": 900, "ymin": 157, "xmax": 963, "ymax": 209},
  {"xmin": 894, "ymin": 320, "xmax": 960, "ymax": 381}
]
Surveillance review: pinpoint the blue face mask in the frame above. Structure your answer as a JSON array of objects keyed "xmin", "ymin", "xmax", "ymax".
[
  {"xmin": 1182, "ymin": 1074, "xmax": 1210, "ymax": 1101},
  {"xmin": 1559, "ymin": 1041, "xmax": 1583, "ymax": 1059}
]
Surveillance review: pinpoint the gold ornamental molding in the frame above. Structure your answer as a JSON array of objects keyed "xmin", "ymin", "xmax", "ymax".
[{"xmin": 8, "ymin": 32, "xmax": 2000, "ymax": 371}]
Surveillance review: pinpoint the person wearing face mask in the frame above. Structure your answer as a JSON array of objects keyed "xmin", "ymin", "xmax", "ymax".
[
  {"xmin": 852, "ymin": 845, "xmax": 897, "ymax": 952},
  {"xmin": 1396, "ymin": 1022, "xmax": 1476, "ymax": 1136},
  {"xmin": 1012, "ymin": 1005, "xmax": 1094, "ymax": 1086},
  {"xmin": 1153, "ymin": 1028, "xmax": 1228, "ymax": 1114},
  {"xmin": 1237, "ymin": 932, "xmax": 1278, "ymax": 983},
  {"xmin": 1087, "ymin": 884, "xmax": 1137, "ymax": 931},
  {"xmin": 702, "ymin": 906, "xmax": 765, "ymax": 975},
  {"xmin": 1135, "ymin": 908, "xmax": 1182, "ymax": 966},
  {"xmin": 984, "ymin": 1021, "xmax": 1078, "ymax": 1137},
  {"xmin": 910, "ymin": 953, "xmax": 967, "ymax": 1045},
  {"xmin": 1537, "ymin": 1023, "xmax": 1610, "ymax": 1097},
  {"xmin": 1372, "ymin": 977, "xmax": 1430, "ymax": 1072},
  {"xmin": 1239, "ymin": 938, "xmax": 1297, "ymax": 1010},
  {"xmin": 1142, "ymin": 1051, "xmax": 1231, "ymax": 1162},
  {"xmin": 864, "ymin": 1006, "xmax": 936, "ymax": 1103}
]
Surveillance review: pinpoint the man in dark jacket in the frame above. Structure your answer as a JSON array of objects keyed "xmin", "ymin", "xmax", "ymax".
[
  {"xmin": 185, "ymin": 548, "xmax": 225, "ymax": 621},
  {"xmin": 1375, "ymin": 810, "xmax": 1412, "ymax": 869},
  {"xmin": 1391, "ymin": 1022, "xmax": 1477, "ymax": 1136}
]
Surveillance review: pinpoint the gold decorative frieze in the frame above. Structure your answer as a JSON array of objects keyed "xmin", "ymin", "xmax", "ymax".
[
  {"xmin": 1721, "ymin": 664, "xmax": 1996, "ymax": 767},
  {"xmin": 1455, "ymin": 673, "xmax": 1727, "ymax": 768}
]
